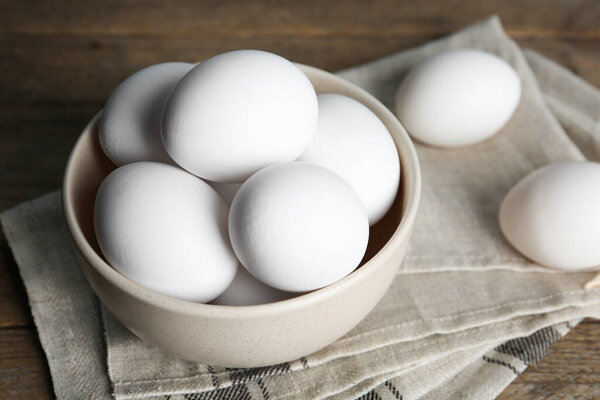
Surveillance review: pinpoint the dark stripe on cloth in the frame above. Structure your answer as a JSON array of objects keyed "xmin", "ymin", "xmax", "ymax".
[
  {"xmin": 384, "ymin": 380, "xmax": 403, "ymax": 399},
  {"xmin": 495, "ymin": 326, "xmax": 562, "ymax": 365},
  {"xmin": 482, "ymin": 355, "xmax": 520, "ymax": 376},
  {"xmin": 227, "ymin": 363, "xmax": 291, "ymax": 385},
  {"xmin": 207, "ymin": 365, "xmax": 220, "ymax": 389},
  {"xmin": 300, "ymin": 357, "xmax": 309, "ymax": 369},
  {"xmin": 355, "ymin": 388, "xmax": 382, "ymax": 400},
  {"xmin": 183, "ymin": 383, "xmax": 252, "ymax": 400},
  {"xmin": 257, "ymin": 378, "xmax": 270, "ymax": 400}
]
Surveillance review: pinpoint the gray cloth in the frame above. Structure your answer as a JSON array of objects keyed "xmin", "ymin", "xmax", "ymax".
[{"xmin": 2, "ymin": 15, "xmax": 600, "ymax": 400}]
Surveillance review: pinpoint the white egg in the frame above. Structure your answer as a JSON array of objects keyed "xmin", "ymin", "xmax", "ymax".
[
  {"xmin": 212, "ymin": 266, "xmax": 293, "ymax": 306},
  {"xmin": 94, "ymin": 162, "xmax": 238, "ymax": 302},
  {"xmin": 162, "ymin": 50, "xmax": 318, "ymax": 182},
  {"xmin": 499, "ymin": 161, "xmax": 600, "ymax": 271},
  {"xmin": 208, "ymin": 181, "xmax": 242, "ymax": 207},
  {"xmin": 229, "ymin": 162, "xmax": 369, "ymax": 292},
  {"xmin": 99, "ymin": 62, "xmax": 194, "ymax": 165},
  {"xmin": 299, "ymin": 94, "xmax": 400, "ymax": 225},
  {"xmin": 395, "ymin": 49, "xmax": 521, "ymax": 148}
]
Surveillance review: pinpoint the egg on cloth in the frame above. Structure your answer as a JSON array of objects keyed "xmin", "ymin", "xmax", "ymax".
[
  {"xmin": 499, "ymin": 161, "xmax": 600, "ymax": 271},
  {"xmin": 99, "ymin": 62, "xmax": 194, "ymax": 165},
  {"xmin": 229, "ymin": 162, "xmax": 370, "ymax": 292},
  {"xmin": 212, "ymin": 266, "xmax": 293, "ymax": 306},
  {"xmin": 395, "ymin": 49, "xmax": 521, "ymax": 148},
  {"xmin": 299, "ymin": 93, "xmax": 400, "ymax": 225},
  {"xmin": 162, "ymin": 50, "xmax": 318, "ymax": 182},
  {"xmin": 94, "ymin": 162, "xmax": 238, "ymax": 302}
]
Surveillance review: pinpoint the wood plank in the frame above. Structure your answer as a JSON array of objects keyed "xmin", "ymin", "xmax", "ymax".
[
  {"xmin": 0, "ymin": 0, "xmax": 598, "ymax": 38},
  {"xmin": 0, "ymin": 236, "xmax": 31, "ymax": 328},
  {"xmin": 0, "ymin": 327, "xmax": 53, "ymax": 400},
  {"xmin": 501, "ymin": 384, "xmax": 600, "ymax": 399},
  {"xmin": 1, "ymin": 35, "xmax": 599, "ymax": 107},
  {"xmin": 0, "ymin": 105, "xmax": 99, "ymax": 210},
  {"xmin": 0, "ymin": 34, "xmax": 429, "ymax": 105}
]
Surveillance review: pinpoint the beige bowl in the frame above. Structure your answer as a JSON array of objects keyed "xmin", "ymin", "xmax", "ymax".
[{"xmin": 62, "ymin": 64, "xmax": 421, "ymax": 368}]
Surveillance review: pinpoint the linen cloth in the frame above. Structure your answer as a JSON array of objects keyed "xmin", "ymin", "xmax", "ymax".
[
  {"xmin": 2, "ymin": 16, "xmax": 600, "ymax": 400},
  {"xmin": 4, "ymin": 195, "xmax": 596, "ymax": 400}
]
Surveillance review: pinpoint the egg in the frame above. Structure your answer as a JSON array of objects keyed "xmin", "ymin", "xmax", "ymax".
[
  {"xmin": 395, "ymin": 49, "xmax": 521, "ymax": 148},
  {"xmin": 162, "ymin": 50, "xmax": 319, "ymax": 182},
  {"xmin": 299, "ymin": 93, "xmax": 400, "ymax": 225},
  {"xmin": 229, "ymin": 162, "xmax": 369, "ymax": 292},
  {"xmin": 212, "ymin": 266, "xmax": 293, "ymax": 306},
  {"xmin": 94, "ymin": 162, "xmax": 238, "ymax": 302},
  {"xmin": 208, "ymin": 181, "xmax": 242, "ymax": 207},
  {"xmin": 99, "ymin": 62, "xmax": 194, "ymax": 165},
  {"xmin": 499, "ymin": 161, "xmax": 600, "ymax": 271}
]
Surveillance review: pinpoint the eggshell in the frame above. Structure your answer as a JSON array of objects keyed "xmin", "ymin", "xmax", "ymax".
[
  {"xmin": 395, "ymin": 49, "xmax": 521, "ymax": 148},
  {"xmin": 229, "ymin": 162, "xmax": 369, "ymax": 292},
  {"xmin": 299, "ymin": 93, "xmax": 400, "ymax": 225},
  {"xmin": 94, "ymin": 162, "xmax": 238, "ymax": 302},
  {"xmin": 99, "ymin": 62, "xmax": 194, "ymax": 165},
  {"xmin": 212, "ymin": 266, "xmax": 293, "ymax": 306},
  {"xmin": 162, "ymin": 50, "xmax": 318, "ymax": 182},
  {"xmin": 499, "ymin": 161, "xmax": 600, "ymax": 271},
  {"xmin": 208, "ymin": 181, "xmax": 242, "ymax": 207}
]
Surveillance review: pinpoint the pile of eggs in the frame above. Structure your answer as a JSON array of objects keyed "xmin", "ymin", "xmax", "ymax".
[
  {"xmin": 94, "ymin": 46, "xmax": 599, "ymax": 307},
  {"xmin": 94, "ymin": 50, "xmax": 400, "ymax": 305}
]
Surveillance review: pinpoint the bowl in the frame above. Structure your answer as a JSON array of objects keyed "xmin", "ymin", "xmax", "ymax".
[{"xmin": 62, "ymin": 64, "xmax": 421, "ymax": 368}]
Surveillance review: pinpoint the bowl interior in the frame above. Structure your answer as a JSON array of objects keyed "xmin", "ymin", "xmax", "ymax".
[{"xmin": 65, "ymin": 64, "xmax": 418, "ymax": 309}]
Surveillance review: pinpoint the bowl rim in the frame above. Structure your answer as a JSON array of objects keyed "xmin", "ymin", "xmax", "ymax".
[{"xmin": 62, "ymin": 63, "xmax": 421, "ymax": 319}]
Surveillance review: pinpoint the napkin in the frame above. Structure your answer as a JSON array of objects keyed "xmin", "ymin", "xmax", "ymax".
[{"xmin": 2, "ymin": 16, "xmax": 600, "ymax": 400}]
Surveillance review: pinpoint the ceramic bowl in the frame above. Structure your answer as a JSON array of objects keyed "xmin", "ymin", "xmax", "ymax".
[{"xmin": 62, "ymin": 64, "xmax": 421, "ymax": 368}]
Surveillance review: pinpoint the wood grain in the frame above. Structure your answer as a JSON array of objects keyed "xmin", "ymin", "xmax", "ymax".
[
  {"xmin": 0, "ymin": 328, "xmax": 53, "ymax": 399},
  {"xmin": 1, "ymin": 37, "xmax": 599, "ymax": 107},
  {"xmin": 0, "ymin": 1, "xmax": 598, "ymax": 398},
  {"xmin": 0, "ymin": 0, "xmax": 599, "ymax": 37},
  {"xmin": 0, "ymin": 105, "xmax": 97, "ymax": 210},
  {"xmin": 0, "ymin": 34, "xmax": 429, "ymax": 105},
  {"xmin": 0, "ymin": 237, "xmax": 31, "ymax": 328}
]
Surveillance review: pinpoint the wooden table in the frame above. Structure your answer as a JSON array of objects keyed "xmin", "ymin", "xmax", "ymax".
[{"xmin": 1, "ymin": 1, "xmax": 599, "ymax": 398}]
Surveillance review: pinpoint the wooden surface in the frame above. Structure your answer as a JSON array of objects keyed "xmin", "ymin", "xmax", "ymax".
[{"xmin": 0, "ymin": 1, "xmax": 599, "ymax": 399}]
